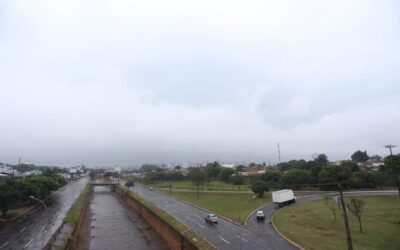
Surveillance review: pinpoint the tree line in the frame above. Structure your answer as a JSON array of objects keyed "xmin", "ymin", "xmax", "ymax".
[
  {"xmin": 0, "ymin": 170, "xmax": 67, "ymax": 217},
  {"xmin": 139, "ymin": 152, "xmax": 400, "ymax": 198}
]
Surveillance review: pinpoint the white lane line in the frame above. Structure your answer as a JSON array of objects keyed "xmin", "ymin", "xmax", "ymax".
[
  {"xmin": 198, "ymin": 224, "xmax": 205, "ymax": 229},
  {"xmin": 219, "ymin": 237, "xmax": 230, "ymax": 244},
  {"xmin": 0, "ymin": 241, "xmax": 9, "ymax": 249},
  {"xmin": 236, "ymin": 235, "xmax": 248, "ymax": 242},
  {"xmin": 40, "ymin": 226, "xmax": 46, "ymax": 232},
  {"xmin": 20, "ymin": 227, "xmax": 27, "ymax": 233},
  {"xmin": 24, "ymin": 238, "xmax": 33, "ymax": 248},
  {"xmin": 194, "ymin": 214, "xmax": 201, "ymax": 219}
]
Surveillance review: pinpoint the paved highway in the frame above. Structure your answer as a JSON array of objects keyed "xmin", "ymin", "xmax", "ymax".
[
  {"xmin": 131, "ymin": 183, "xmax": 296, "ymax": 250},
  {"xmin": 0, "ymin": 178, "xmax": 88, "ymax": 250}
]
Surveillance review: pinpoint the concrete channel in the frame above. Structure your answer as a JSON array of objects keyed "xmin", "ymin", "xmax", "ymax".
[{"xmin": 89, "ymin": 186, "xmax": 170, "ymax": 250}]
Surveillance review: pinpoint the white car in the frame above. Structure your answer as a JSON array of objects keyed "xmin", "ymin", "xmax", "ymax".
[
  {"xmin": 205, "ymin": 214, "xmax": 218, "ymax": 224},
  {"xmin": 256, "ymin": 211, "xmax": 265, "ymax": 221}
]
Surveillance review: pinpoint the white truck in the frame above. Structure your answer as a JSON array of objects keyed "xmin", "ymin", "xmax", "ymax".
[{"xmin": 272, "ymin": 189, "xmax": 296, "ymax": 207}]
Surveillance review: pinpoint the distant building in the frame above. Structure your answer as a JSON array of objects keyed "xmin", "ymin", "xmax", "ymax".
[{"xmin": 221, "ymin": 164, "xmax": 235, "ymax": 169}]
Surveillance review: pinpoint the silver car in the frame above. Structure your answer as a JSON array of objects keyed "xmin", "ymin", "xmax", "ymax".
[{"xmin": 205, "ymin": 214, "xmax": 218, "ymax": 224}]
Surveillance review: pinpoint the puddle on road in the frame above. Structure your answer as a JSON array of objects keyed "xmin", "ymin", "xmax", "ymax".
[{"xmin": 89, "ymin": 186, "xmax": 169, "ymax": 250}]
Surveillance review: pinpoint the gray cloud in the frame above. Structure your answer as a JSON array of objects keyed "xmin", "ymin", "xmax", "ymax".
[{"xmin": 0, "ymin": 0, "xmax": 399, "ymax": 165}]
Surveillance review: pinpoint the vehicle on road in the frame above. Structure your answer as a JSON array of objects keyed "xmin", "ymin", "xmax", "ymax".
[
  {"xmin": 256, "ymin": 211, "xmax": 265, "ymax": 221},
  {"xmin": 205, "ymin": 214, "xmax": 218, "ymax": 224},
  {"xmin": 272, "ymin": 189, "xmax": 296, "ymax": 207},
  {"xmin": 149, "ymin": 187, "xmax": 154, "ymax": 191}
]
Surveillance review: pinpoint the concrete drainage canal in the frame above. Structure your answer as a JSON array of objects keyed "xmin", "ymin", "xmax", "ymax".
[{"xmin": 89, "ymin": 186, "xmax": 170, "ymax": 250}]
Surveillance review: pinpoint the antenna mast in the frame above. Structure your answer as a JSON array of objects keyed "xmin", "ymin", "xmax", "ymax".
[{"xmin": 277, "ymin": 143, "xmax": 281, "ymax": 163}]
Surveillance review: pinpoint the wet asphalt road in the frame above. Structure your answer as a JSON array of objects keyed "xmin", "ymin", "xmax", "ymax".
[
  {"xmin": 89, "ymin": 186, "xmax": 169, "ymax": 250},
  {"xmin": 130, "ymin": 183, "xmax": 296, "ymax": 250},
  {"xmin": 0, "ymin": 178, "xmax": 88, "ymax": 250}
]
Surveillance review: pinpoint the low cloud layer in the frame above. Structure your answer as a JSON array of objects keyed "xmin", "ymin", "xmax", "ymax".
[{"xmin": 1, "ymin": 0, "xmax": 399, "ymax": 165}]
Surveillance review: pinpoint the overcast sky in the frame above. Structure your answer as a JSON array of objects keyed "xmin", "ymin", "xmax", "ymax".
[{"xmin": 0, "ymin": 0, "xmax": 399, "ymax": 166}]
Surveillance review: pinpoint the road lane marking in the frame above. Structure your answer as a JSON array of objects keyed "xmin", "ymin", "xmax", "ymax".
[
  {"xmin": 194, "ymin": 214, "xmax": 201, "ymax": 218},
  {"xmin": 198, "ymin": 224, "xmax": 205, "ymax": 229},
  {"xmin": 0, "ymin": 241, "xmax": 9, "ymax": 249},
  {"xmin": 20, "ymin": 227, "xmax": 26, "ymax": 233},
  {"xmin": 219, "ymin": 237, "xmax": 230, "ymax": 244},
  {"xmin": 24, "ymin": 238, "xmax": 33, "ymax": 248},
  {"xmin": 236, "ymin": 235, "xmax": 248, "ymax": 242},
  {"xmin": 40, "ymin": 226, "xmax": 46, "ymax": 232}
]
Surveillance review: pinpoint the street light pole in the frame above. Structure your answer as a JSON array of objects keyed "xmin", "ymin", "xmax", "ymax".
[{"xmin": 29, "ymin": 196, "xmax": 48, "ymax": 249}]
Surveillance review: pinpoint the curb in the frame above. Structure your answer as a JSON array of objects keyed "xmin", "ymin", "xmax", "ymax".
[
  {"xmin": 271, "ymin": 208, "xmax": 305, "ymax": 250},
  {"xmin": 244, "ymin": 202, "xmax": 273, "ymax": 225}
]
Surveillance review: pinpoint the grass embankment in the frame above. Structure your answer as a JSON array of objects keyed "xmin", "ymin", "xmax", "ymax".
[
  {"xmin": 64, "ymin": 184, "xmax": 92, "ymax": 225},
  {"xmin": 273, "ymin": 196, "xmax": 400, "ymax": 250},
  {"xmin": 120, "ymin": 187, "xmax": 216, "ymax": 250},
  {"xmin": 162, "ymin": 190, "xmax": 271, "ymax": 224},
  {"xmin": 155, "ymin": 180, "xmax": 251, "ymax": 191}
]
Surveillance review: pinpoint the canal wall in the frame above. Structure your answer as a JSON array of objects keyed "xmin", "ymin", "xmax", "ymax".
[
  {"xmin": 44, "ymin": 184, "xmax": 92, "ymax": 250},
  {"xmin": 115, "ymin": 185, "xmax": 216, "ymax": 250}
]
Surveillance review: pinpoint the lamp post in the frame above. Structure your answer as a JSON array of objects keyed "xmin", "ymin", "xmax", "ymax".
[
  {"xmin": 29, "ymin": 196, "xmax": 48, "ymax": 249},
  {"xmin": 239, "ymin": 195, "xmax": 256, "ymax": 250}
]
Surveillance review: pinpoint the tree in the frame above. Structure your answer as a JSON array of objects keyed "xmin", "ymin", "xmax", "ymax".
[
  {"xmin": 315, "ymin": 154, "xmax": 328, "ymax": 164},
  {"xmin": 319, "ymin": 165, "xmax": 352, "ymax": 190},
  {"xmin": 188, "ymin": 168, "xmax": 206, "ymax": 198},
  {"xmin": 251, "ymin": 180, "xmax": 269, "ymax": 198},
  {"xmin": 384, "ymin": 155, "xmax": 400, "ymax": 198},
  {"xmin": 261, "ymin": 171, "xmax": 281, "ymax": 183},
  {"xmin": 346, "ymin": 197, "xmax": 366, "ymax": 232},
  {"xmin": 0, "ymin": 182, "xmax": 20, "ymax": 216},
  {"xmin": 351, "ymin": 150, "xmax": 369, "ymax": 162},
  {"xmin": 219, "ymin": 168, "xmax": 235, "ymax": 182},
  {"xmin": 229, "ymin": 174, "xmax": 245, "ymax": 185},
  {"xmin": 350, "ymin": 171, "xmax": 376, "ymax": 189},
  {"xmin": 341, "ymin": 161, "xmax": 359, "ymax": 172},
  {"xmin": 205, "ymin": 162, "xmax": 222, "ymax": 179},
  {"xmin": 280, "ymin": 169, "xmax": 312, "ymax": 190},
  {"xmin": 174, "ymin": 165, "xmax": 181, "ymax": 171},
  {"xmin": 236, "ymin": 165, "xmax": 245, "ymax": 172}
]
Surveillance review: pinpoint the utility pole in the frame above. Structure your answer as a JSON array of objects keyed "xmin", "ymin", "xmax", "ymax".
[{"xmin": 338, "ymin": 183, "xmax": 353, "ymax": 250}]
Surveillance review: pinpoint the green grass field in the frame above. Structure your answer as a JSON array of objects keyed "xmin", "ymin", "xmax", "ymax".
[
  {"xmin": 162, "ymin": 190, "xmax": 271, "ymax": 224},
  {"xmin": 273, "ymin": 196, "xmax": 400, "ymax": 250},
  {"xmin": 155, "ymin": 180, "xmax": 251, "ymax": 191}
]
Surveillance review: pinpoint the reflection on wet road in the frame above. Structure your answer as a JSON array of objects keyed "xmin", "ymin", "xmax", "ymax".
[
  {"xmin": 89, "ymin": 186, "xmax": 169, "ymax": 250},
  {"xmin": 0, "ymin": 178, "xmax": 88, "ymax": 250}
]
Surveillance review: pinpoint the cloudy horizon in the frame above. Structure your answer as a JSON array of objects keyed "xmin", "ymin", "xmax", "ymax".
[{"xmin": 1, "ymin": 0, "xmax": 399, "ymax": 166}]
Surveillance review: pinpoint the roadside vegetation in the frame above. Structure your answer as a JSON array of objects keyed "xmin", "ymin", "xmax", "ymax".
[
  {"xmin": 273, "ymin": 196, "xmax": 400, "ymax": 250},
  {"xmin": 121, "ymin": 186, "xmax": 216, "ymax": 250},
  {"xmin": 64, "ymin": 184, "xmax": 92, "ymax": 225},
  {"xmin": 0, "ymin": 170, "xmax": 68, "ymax": 217},
  {"xmin": 161, "ymin": 190, "xmax": 271, "ymax": 224}
]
